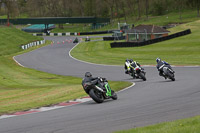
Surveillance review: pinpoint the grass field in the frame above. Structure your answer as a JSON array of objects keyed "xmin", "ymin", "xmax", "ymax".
[
  {"xmin": 0, "ymin": 26, "xmax": 131, "ymax": 115},
  {"xmin": 71, "ymin": 20, "xmax": 200, "ymax": 66},
  {"xmin": 114, "ymin": 115, "xmax": 200, "ymax": 133}
]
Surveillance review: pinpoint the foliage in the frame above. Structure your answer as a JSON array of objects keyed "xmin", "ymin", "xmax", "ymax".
[
  {"xmin": 150, "ymin": 1, "xmax": 166, "ymax": 16},
  {"xmin": 1, "ymin": 0, "xmax": 200, "ymax": 20}
]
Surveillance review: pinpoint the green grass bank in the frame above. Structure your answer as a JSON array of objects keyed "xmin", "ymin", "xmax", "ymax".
[
  {"xmin": 71, "ymin": 20, "xmax": 200, "ymax": 66},
  {"xmin": 0, "ymin": 26, "xmax": 131, "ymax": 115},
  {"xmin": 114, "ymin": 115, "xmax": 200, "ymax": 133}
]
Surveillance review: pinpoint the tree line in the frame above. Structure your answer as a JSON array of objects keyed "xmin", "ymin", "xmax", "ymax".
[{"xmin": 0, "ymin": 0, "xmax": 200, "ymax": 22}]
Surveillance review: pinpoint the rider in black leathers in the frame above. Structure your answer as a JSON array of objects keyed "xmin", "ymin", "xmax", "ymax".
[
  {"xmin": 156, "ymin": 58, "xmax": 173, "ymax": 79},
  {"xmin": 82, "ymin": 72, "xmax": 101, "ymax": 94}
]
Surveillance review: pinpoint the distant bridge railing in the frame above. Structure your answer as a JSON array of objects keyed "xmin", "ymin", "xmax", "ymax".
[{"xmin": 0, "ymin": 17, "xmax": 110, "ymax": 25}]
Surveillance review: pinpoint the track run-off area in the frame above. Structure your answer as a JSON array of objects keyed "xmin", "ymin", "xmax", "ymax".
[{"xmin": 0, "ymin": 36, "xmax": 200, "ymax": 133}]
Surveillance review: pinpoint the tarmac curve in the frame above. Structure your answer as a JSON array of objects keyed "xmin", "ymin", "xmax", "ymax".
[{"xmin": 0, "ymin": 36, "xmax": 200, "ymax": 133}]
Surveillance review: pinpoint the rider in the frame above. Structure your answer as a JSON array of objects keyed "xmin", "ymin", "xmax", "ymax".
[
  {"xmin": 156, "ymin": 57, "xmax": 173, "ymax": 79},
  {"xmin": 124, "ymin": 59, "xmax": 131, "ymax": 74},
  {"xmin": 130, "ymin": 59, "xmax": 141, "ymax": 78},
  {"xmin": 125, "ymin": 59, "xmax": 141, "ymax": 78},
  {"xmin": 82, "ymin": 72, "xmax": 104, "ymax": 93}
]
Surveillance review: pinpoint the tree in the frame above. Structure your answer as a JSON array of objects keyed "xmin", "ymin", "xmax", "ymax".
[
  {"xmin": 196, "ymin": 0, "xmax": 200, "ymax": 17},
  {"xmin": 137, "ymin": 0, "xmax": 141, "ymax": 19},
  {"xmin": 145, "ymin": 0, "xmax": 149, "ymax": 19},
  {"xmin": 121, "ymin": 1, "xmax": 127, "ymax": 23},
  {"xmin": 78, "ymin": 0, "xmax": 85, "ymax": 16},
  {"xmin": 175, "ymin": 0, "xmax": 183, "ymax": 20},
  {"xmin": 17, "ymin": 0, "xmax": 27, "ymax": 16},
  {"xmin": 105, "ymin": 0, "xmax": 115, "ymax": 24},
  {"xmin": 0, "ymin": 0, "xmax": 19, "ymax": 26},
  {"xmin": 126, "ymin": 0, "xmax": 136, "ymax": 17},
  {"xmin": 186, "ymin": 0, "xmax": 200, "ymax": 17},
  {"xmin": 84, "ymin": 0, "xmax": 94, "ymax": 16},
  {"xmin": 114, "ymin": 0, "xmax": 120, "ymax": 23}
]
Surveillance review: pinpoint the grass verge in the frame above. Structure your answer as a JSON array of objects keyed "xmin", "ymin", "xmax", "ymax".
[
  {"xmin": 71, "ymin": 20, "xmax": 200, "ymax": 66},
  {"xmin": 114, "ymin": 115, "xmax": 200, "ymax": 133},
  {"xmin": 0, "ymin": 26, "xmax": 132, "ymax": 115}
]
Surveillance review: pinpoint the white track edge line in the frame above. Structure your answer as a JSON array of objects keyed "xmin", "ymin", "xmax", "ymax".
[
  {"xmin": 68, "ymin": 42, "xmax": 122, "ymax": 67},
  {"xmin": 13, "ymin": 56, "xmax": 25, "ymax": 67}
]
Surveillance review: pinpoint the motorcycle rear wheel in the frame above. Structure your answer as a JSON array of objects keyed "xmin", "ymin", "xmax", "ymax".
[{"xmin": 89, "ymin": 89, "xmax": 104, "ymax": 103}]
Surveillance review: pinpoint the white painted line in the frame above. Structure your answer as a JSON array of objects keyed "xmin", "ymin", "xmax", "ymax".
[
  {"xmin": 0, "ymin": 115, "xmax": 16, "ymax": 119},
  {"xmin": 13, "ymin": 56, "xmax": 25, "ymax": 67},
  {"xmin": 117, "ymin": 82, "xmax": 135, "ymax": 93},
  {"xmin": 37, "ymin": 106, "xmax": 64, "ymax": 112},
  {"xmin": 68, "ymin": 42, "xmax": 200, "ymax": 68},
  {"xmin": 75, "ymin": 98, "xmax": 92, "ymax": 102},
  {"xmin": 69, "ymin": 42, "xmax": 121, "ymax": 67}
]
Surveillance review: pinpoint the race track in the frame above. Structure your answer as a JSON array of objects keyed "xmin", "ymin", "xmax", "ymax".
[{"xmin": 0, "ymin": 36, "xmax": 200, "ymax": 133}]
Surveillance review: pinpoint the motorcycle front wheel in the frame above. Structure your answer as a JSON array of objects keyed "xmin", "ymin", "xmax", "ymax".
[
  {"xmin": 111, "ymin": 91, "xmax": 118, "ymax": 100},
  {"xmin": 139, "ymin": 72, "xmax": 146, "ymax": 81},
  {"xmin": 89, "ymin": 89, "xmax": 104, "ymax": 103},
  {"xmin": 168, "ymin": 73, "xmax": 175, "ymax": 81}
]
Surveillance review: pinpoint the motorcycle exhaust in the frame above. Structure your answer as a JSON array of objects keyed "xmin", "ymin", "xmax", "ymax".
[
  {"xmin": 168, "ymin": 68, "xmax": 174, "ymax": 73},
  {"xmin": 95, "ymin": 86, "xmax": 104, "ymax": 92}
]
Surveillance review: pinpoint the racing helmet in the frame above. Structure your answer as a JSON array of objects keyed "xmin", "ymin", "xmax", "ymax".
[
  {"xmin": 156, "ymin": 57, "xmax": 161, "ymax": 63},
  {"xmin": 85, "ymin": 72, "xmax": 92, "ymax": 77},
  {"xmin": 125, "ymin": 58, "xmax": 129, "ymax": 62},
  {"xmin": 129, "ymin": 59, "xmax": 133, "ymax": 63}
]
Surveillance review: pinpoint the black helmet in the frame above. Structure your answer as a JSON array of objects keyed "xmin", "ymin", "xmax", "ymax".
[
  {"xmin": 130, "ymin": 59, "xmax": 133, "ymax": 63},
  {"xmin": 156, "ymin": 57, "xmax": 161, "ymax": 63},
  {"xmin": 85, "ymin": 72, "xmax": 92, "ymax": 77},
  {"xmin": 125, "ymin": 58, "xmax": 129, "ymax": 62}
]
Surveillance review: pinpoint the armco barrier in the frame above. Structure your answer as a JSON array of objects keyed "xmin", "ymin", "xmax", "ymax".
[
  {"xmin": 110, "ymin": 29, "xmax": 191, "ymax": 48},
  {"xmin": 21, "ymin": 40, "xmax": 45, "ymax": 50},
  {"xmin": 33, "ymin": 33, "xmax": 72, "ymax": 36}
]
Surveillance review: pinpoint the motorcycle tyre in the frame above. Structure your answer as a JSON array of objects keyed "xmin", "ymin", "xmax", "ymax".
[
  {"xmin": 168, "ymin": 73, "xmax": 175, "ymax": 81},
  {"xmin": 89, "ymin": 89, "xmax": 104, "ymax": 103},
  {"xmin": 111, "ymin": 91, "xmax": 118, "ymax": 100},
  {"xmin": 139, "ymin": 72, "xmax": 146, "ymax": 81}
]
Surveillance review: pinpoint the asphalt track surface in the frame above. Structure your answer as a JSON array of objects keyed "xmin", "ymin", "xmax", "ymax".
[{"xmin": 1, "ymin": 36, "xmax": 200, "ymax": 133}]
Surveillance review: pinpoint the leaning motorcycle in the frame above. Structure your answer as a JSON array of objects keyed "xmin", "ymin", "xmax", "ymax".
[
  {"xmin": 83, "ymin": 78, "xmax": 117, "ymax": 103},
  {"xmin": 129, "ymin": 66, "xmax": 146, "ymax": 81},
  {"xmin": 159, "ymin": 65, "xmax": 175, "ymax": 81}
]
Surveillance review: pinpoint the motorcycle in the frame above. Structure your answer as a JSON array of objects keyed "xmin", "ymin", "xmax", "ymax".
[
  {"xmin": 83, "ymin": 78, "xmax": 117, "ymax": 103},
  {"xmin": 127, "ymin": 66, "xmax": 146, "ymax": 81},
  {"xmin": 159, "ymin": 64, "xmax": 175, "ymax": 81}
]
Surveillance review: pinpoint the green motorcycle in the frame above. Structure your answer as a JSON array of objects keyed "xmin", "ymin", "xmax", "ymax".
[{"xmin": 83, "ymin": 78, "xmax": 117, "ymax": 103}]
